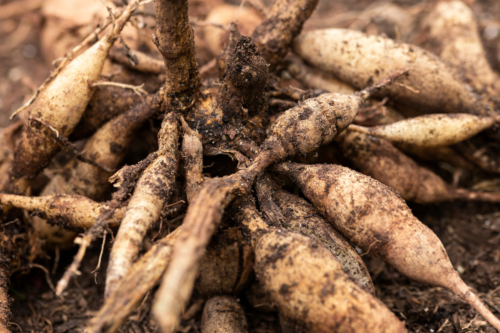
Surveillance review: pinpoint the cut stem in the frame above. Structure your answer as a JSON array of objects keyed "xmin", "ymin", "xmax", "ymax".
[{"xmin": 153, "ymin": 0, "xmax": 200, "ymax": 104}]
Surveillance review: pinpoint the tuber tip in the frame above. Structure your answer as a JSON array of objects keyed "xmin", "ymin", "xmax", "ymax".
[{"xmin": 451, "ymin": 278, "xmax": 500, "ymax": 331}]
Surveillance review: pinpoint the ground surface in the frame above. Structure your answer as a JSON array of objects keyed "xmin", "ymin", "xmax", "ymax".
[{"xmin": 1, "ymin": 0, "xmax": 500, "ymax": 332}]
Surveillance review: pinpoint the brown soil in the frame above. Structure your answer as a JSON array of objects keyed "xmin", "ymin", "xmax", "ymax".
[{"xmin": 1, "ymin": 0, "xmax": 500, "ymax": 332}]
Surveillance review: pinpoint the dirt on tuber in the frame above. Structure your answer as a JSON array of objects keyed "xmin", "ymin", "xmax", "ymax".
[
  {"xmin": 201, "ymin": 296, "xmax": 248, "ymax": 333},
  {"xmin": 274, "ymin": 162, "xmax": 500, "ymax": 331},
  {"xmin": 235, "ymin": 200, "xmax": 407, "ymax": 333}
]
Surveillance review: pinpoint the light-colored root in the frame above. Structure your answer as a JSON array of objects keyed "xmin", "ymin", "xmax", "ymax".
[
  {"xmin": 0, "ymin": 266, "xmax": 10, "ymax": 333},
  {"xmin": 452, "ymin": 188, "xmax": 500, "ymax": 202},
  {"xmin": 152, "ymin": 179, "xmax": 243, "ymax": 332},
  {"xmin": 105, "ymin": 112, "xmax": 179, "ymax": 298},
  {"xmin": 349, "ymin": 114, "xmax": 496, "ymax": 149},
  {"xmin": 201, "ymin": 296, "xmax": 248, "ymax": 333},
  {"xmin": 421, "ymin": 0, "xmax": 500, "ymax": 96},
  {"xmin": 450, "ymin": 274, "xmax": 500, "ymax": 332},
  {"xmin": 0, "ymin": 193, "xmax": 124, "ymax": 229},
  {"xmin": 109, "ymin": 47, "xmax": 165, "ymax": 74},
  {"xmin": 88, "ymin": 228, "xmax": 180, "ymax": 333}
]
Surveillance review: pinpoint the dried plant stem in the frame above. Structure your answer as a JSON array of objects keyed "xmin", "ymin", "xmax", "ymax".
[
  {"xmin": 153, "ymin": 0, "xmax": 200, "ymax": 105},
  {"xmin": 88, "ymin": 228, "xmax": 181, "ymax": 333}
]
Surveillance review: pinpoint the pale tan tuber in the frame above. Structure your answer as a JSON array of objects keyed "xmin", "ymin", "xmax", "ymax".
[
  {"xmin": 256, "ymin": 176, "xmax": 374, "ymax": 294},
  {"xmin": 275, "ymin": 162, "xmax": 500, "ymax": 331},
  {"xmin": 421, "ymin": 0, "xmax": 500, "ymax": 96},
  {"xmin": 338, "ymin": 129, "xmax": 500, "ymax": 204},
  {"xmin": 0, "ymin": 193, "xmax": 124, "ymax": 230},
  {"xmin": 201, "ymin": 296, "xmax": 248, "ymax": 333},
  {"xmin": 349, "ymin": 113, "xmax": 497, "ymax": 149},
  {"xmin": 11, "ymin": 1, "xmax": 144, "ymax": 185},
  {"xmin": 293, "ymin": 28, "xmax": 485, "ymax": 115},
  {"xmin": 235, "ymin": 201, "xmax": 407, "ymax": 333}
]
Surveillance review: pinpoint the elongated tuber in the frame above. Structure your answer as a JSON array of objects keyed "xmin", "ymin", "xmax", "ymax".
[
  {"xmin": 259, "ymin": 180, "xmax": 375, "ymax": 294},
  {"xmin": 421, "ymin": 0, "xmax": 500, "ymax": 96},
  {"xmin": 275, "ymin": 162, "xmax": 500, "ymax": 331},
  {"xmin": 11, "ymin": 1, "xmax": 143, "ymax": 185},
  {"xmin": 349, "ymin": 113, "xmax": 497, "ymax": 149},
  {"xmin": 293, "ymin": 28, "xmax": 484, "ymax": 115},
  {"xmin": 235, "ymin": 201, "xmax": 406, "ymax": 333},
  {"xmin": 0, "ymin": 193, "xmax": 124, "ymax": 230},
  {"xmin": 338, "ymin": 129, "xmax": 500, "ymax": 203},
  {"xmin": 201, "ymin": 296, "xmax": 248, "ymax": 333}
]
